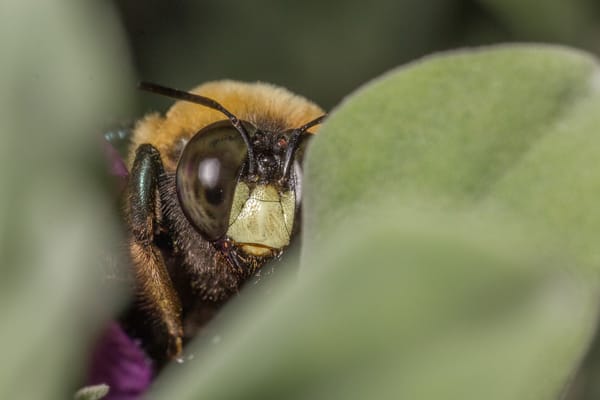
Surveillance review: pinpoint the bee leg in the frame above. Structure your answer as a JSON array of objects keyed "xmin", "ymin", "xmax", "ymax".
[{"xmin": 127, "ymin": 144, "xmax": 183, "ymax": 360}]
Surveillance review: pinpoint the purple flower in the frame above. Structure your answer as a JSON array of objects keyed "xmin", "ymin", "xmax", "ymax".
[{"xmin": 86, "ymin": 321, "xmax": 154, "ymax": 400}]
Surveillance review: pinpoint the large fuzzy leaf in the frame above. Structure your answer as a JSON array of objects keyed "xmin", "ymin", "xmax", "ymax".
[
  {"xmin": 150, "ymin": 45, "xmax": 600, "ymax": 399},
  {"xmin": 0, "ymin": 1, "xmax": 131, "ymax": 399}
]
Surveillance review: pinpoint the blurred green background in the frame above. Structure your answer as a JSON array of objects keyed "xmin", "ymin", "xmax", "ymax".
[{"xmin": 111, "ymin": 0, "xmax": 600, "ymax": 111}]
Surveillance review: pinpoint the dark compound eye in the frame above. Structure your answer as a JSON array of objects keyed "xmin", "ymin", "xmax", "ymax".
[{"xmin": 176, "ymin": 122, "xmax": 249, "ymax": 241}]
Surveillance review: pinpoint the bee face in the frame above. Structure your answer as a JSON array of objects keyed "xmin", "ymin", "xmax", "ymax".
[
  {"xmin": 176, "ymin": 120, "xmax": 311, "ymax": 258},
  {"xmin": 131, "ymin": 80, "xmax": 324, "ymax": 265}
]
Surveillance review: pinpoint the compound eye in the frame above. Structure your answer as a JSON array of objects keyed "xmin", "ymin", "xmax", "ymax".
[{"xmin": 176, "ymin": 122, "xmax": 248, "ymax": 241}]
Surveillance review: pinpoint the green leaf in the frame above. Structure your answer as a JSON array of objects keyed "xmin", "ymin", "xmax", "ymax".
[
  {"xmin": 301, "ymin": 44, "xmax": 600, "ymax": 399},
  {"xmin": 150, "ymin": 45, "xmax": 600, "ymax": 399},
  {"xmin": 153, "ymin": 210, "xmax": 596, "ymax": 400},
  {"xmin": 477, "ymin": 0, "xmax": 599, "ymax": 44},
  {"xmin": 304, "ymin": 44, "xmax": 600, "ymax": 272},
  {"xmin": 0, "ymin": 1, "xmax": 132, "ymax": 399}
]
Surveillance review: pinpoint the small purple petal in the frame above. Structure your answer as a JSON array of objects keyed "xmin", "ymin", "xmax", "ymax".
[
  {"xmin": 87, "ymin": 321, "xmax": 153, "ymax": 400},
  {"xmin": 103, "ymin": 140, "xmax": 129, "ymax": 193},
  {"xmin": 104, "ymin": 140, "xmax": 129, "ymax": 178}
]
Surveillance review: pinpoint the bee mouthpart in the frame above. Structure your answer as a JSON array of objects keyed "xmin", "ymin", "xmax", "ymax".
[{"xmin": 239, "ymin": 243, "xmax": 278, "ymax": 258}]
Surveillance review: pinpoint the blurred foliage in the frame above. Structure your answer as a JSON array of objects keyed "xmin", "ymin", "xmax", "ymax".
[
  {"xmin": 111, "ymin": 0, "xmax": 600, "ymax": 110},
  {"xmin": 305, "ymin": 45, "xmax": 600, "ymax": 398},
  {"xmin": 305, "ymin": 45, "xmax": 600, "ymax": 272},
  {"xmin": 149, "ymin": 45, "xmax": 600, "ymax": 399},
  {"xmin": 0, "ymin": 0, "xmax": 132, "ymax": 399}
]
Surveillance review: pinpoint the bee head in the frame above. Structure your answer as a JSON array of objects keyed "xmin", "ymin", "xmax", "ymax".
[{"xmin": 139, "ymin": 82, "xmax": 325, "ymax": 263}]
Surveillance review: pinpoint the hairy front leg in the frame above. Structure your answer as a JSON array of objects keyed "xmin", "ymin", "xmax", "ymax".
[{"xmin": 127, "ymin": 144, "xmax": 183, "ymax": 360}]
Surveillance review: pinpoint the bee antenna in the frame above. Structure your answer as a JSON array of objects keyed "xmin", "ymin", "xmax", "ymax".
[
  {"xmin": 138, "ymin": 81, "xmax": 257, "ymax": 175},
  {"xmin": 280, "ymin": 114, "xmax": 326, "ymax": 183}
]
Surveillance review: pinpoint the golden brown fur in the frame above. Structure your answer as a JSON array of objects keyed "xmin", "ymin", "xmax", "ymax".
[{"xmin": 130, "ymin": 80, "xmax": 324, "ymax": 171}]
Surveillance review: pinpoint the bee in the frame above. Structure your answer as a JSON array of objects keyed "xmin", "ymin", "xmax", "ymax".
[{"xmin": 117, "ymin": 81, "xmax": 325, "ymax": 365}]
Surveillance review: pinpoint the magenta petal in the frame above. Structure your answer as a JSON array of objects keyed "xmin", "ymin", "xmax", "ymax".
[
  {"xmin": 87, "ymin": 321, "xmax": 153, "ymax": 400},
  {"xmin": 103, "ymin": 140, "xmax": 129, "ymax": 195},
  {"xmin": 103, "ymin": 140, "xmax": 129, "ymax": 179}
]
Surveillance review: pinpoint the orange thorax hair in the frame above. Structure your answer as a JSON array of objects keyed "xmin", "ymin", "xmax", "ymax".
[{"xmin": 129, "ymin": 80, "xmax": 324, "ymax": 171}]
